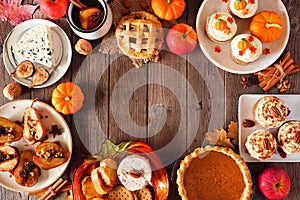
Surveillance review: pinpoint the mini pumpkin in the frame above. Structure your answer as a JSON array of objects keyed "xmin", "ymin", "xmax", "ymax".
[
  {"xmin": 250, "ymin": 10, "xmax": 283, "ymax": 43},
  {"xmin": 234, "ymin": 0, "xmax": 247, "ymax": 10},
  {"xmin": 51, "ymin": 82, "xmax": 84, "ymax": 115},
  {"xmin": 238, "ymin": 38, "xmax": 250, "ymax": 50},
  {"xmin": 214, "ymin": 19, "xmax": 227, "ymax": 31},
  {"xmin": 151, "ymin": 0, "xmax": 185, "ymax": 20}
]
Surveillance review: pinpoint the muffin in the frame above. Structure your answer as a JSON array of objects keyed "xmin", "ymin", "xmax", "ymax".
[
  {"xmin": 228, "ymin": 0, "xmax": 258, "ymax": 19},
  {"xmin": 206, "ymin": 12, "xmax": 237, "ymax": 42},
  {"xmin": 253, "ymin": 96, "xmax": 289, "ymax": 128},
  {"xmin": 245, "ymin": 130, "xmax": 277, "ymax": 160},
  {"xmin": 278, "ymin": 121, "xmax": 300, "ymax": 154},
  {"xmin": 230, "ymin": 34, "xmax": 262, "ymax": 65}
]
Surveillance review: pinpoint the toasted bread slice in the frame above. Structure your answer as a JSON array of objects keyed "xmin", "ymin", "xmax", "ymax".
[{"xmin": 81, "ymin": 176, "xmax": 103, "ymax": 200}]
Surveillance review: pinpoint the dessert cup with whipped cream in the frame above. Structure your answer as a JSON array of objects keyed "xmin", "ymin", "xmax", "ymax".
[
  {"xmin": 228, "ymin": 0, "xmax": 258, "ymax": 19},
  {"xmin": 206, "ymin": 12, "xmax": 237, "ymax": 42},
  {"xmin": 231, "ymin": 34, "xmax": 262, "ymax": 65},
  {"xmin": 253, "ymin": 96, "xmax": 289, "ymax": 128},
  {"xmin": 278, "ymin": 121, "xmax": 300, "ymax": 154},
  {"xmin": 245, "ymin": 129, "xmax": 277, "ymax": 160}
]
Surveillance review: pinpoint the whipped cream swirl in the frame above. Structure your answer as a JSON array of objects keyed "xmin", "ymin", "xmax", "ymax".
[{"xmin": 278, "ymin": 121, "xmax": 300, "ymax": 154}]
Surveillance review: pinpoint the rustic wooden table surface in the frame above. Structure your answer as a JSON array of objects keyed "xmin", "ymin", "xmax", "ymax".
[{"xmin": 0, "ymin": 0, "xmax": 299, "ymax": 199}]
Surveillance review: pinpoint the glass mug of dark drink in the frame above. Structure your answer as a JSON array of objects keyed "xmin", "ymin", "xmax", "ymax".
[{"xmin": 67, "ymin": 0, "xmax": 112, "ymax": 40}]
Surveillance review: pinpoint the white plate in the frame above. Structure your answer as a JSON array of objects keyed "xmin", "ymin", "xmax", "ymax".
[
  {"xmin": 239, "ymin": 94, "xmax": 300, "ymax": 162},
  {"xmin": 196, "ymin": 0, "xmax": 290, "ymax": 74},
  {"xmin": 0, "ymin": 100, "xmax": 72, "ymax": 192},
  {"xmin": 2, "ymin": 19, "xmax": 72, "ymax": 88}
]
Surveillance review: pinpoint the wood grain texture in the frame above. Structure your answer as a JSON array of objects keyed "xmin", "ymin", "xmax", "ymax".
[{"xmin": 0, "ymin": 0, "xmax": 299, "ymax": 199}]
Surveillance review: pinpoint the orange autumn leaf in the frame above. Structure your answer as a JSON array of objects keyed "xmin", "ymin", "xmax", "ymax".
[
  {"xmin": 214, "ymin": 13, "xmax": 221, "ymax": 19},
  {"xmin": 239, "ymin": 50, "xmax": 244, "ymax": 56},
  {"xmin": 248, "ymin": 0, "xmax": 255, "ymax": 4},
  {"xmin": 263, "ymin": 48, "xmax": 271, "ymax": 55},
  {"xmin": 242, "ymin": 8, "xmax": 249, "ymax": 15},
  {"xmin": 205, "ymin": 129, "xmax": 235, "ymax": 149},
  {"xmin": 214, "ymin": 45, "xmax": 221, "ymax": 53},
  {"xmin": 250, "ymin": 45, "xmax": 257, "ymax": 53},
  {"xmin": 222, "ymin": 0, "xmax": 229, "ymax": 3},
  {"xmin": 247, "ymin": 35, "xmax": 254, "ymax": 42},
  {"xmin": 227, "ymin": 17, "xmax": 234, "ymax": 24},
  {"xmin": 224, "ymin": 27, "xmax": 231, "ymax": 35}
]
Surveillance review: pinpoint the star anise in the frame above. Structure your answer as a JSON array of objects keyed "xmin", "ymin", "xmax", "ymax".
[
  {"xmin": 49, "ymin": 125, "xmax": 63, "ymax": 138},
  {"xmin": 240, "ymin": 76, "xmax": 251, "ymax": 89}
]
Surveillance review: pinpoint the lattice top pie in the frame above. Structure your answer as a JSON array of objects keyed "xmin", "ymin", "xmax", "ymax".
[{"xmin": 115, "ymin": 11, "xmax": 164, "ymax": 67}]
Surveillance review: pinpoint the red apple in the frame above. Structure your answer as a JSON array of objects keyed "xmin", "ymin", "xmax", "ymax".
[
  {"xmin": 166, "ymin": 23, "xmax": 197, "ymax": 55},
  {"xmin": 39, "ymin": 0, "xmax": 69, "ymax": 19},
  {"xmin": 258, "ymin": 166, "xmax": 291, "ymax": 200}
]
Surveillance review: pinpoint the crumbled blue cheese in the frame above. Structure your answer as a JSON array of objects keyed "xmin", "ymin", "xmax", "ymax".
[{"xmin": 12, "ymin": 25, "xmax": 55, "ymax": 69}]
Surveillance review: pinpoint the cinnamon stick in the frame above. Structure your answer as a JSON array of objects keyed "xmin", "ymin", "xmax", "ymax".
[
  {"xmin": 38, "ymin": 178, "xmax": 64, "ymax": 200},
  {"xmin": 44, "ymin": 180, "xmax": 68, "ymax": 200}
]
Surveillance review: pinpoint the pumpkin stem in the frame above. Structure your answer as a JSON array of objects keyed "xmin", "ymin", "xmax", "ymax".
[
  {"xmin": 167, "ymin": 0, "xmax": 172, "ymax": 4},
  {"xmin": 64, "ymin": 96, "xmax": 71, "ymax": 101},
  {"xmin": 265, "ymin": 23, "xmax": 281, "ymax": 29}
]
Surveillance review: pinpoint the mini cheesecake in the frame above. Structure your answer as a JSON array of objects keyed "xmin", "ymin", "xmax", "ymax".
[
  {"xmin": 253, "ymin": 96, "xmax": 289, "ymax": 128},
  {"xmin": 206, "ymin": 12, "xmax": 237, "ymax": 42},
  {"xmin": 278, "ymin": 121, "xmax": 300, "ymax": 154},
  {"xmin": 245, "ymin": 130, "xmax": 277, "ymax": 161},
  {"xmin": 231, "ymin": 34, "xmax": 262, "ymax": 65}
]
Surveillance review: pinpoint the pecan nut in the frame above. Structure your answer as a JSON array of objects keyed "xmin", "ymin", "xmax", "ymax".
[
  {"xmin": 293, "ymin": 131, "xmax": 300, "ymax": 144},
  {"xmin": 242, "ymin": 119, "xmax": 255, "ymax": 128},
  {"xmin": 128, "ymin": 169, "xmax": 143, "ymax": 178},
  {"xmin": 270, "ymin": 106, "xmax": 281, "ymax": 118}
]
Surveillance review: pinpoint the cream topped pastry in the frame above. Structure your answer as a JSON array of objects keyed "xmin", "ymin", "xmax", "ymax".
[
  {"xmin": 253, "ymin": 96, "xmax": 289, "ymax": 128},
  {"xmin": 278, "ymin": 121, "xmax": 300, "ymax": 154},
  {"xmin": 245, "ymin": 130, "xmax": 277, "ymax": 160},
  {"xmin": 229, "ymin": 0, "xmax": 258, "ymax": 19},
  {"xmin": 206, "ymin": 12, "xmax": 237, "ymax": 42},
  {"xmin": 231, "ymin": 34, "xmax": 262, "ymax": 65},
  {"xmin": 117, "ymin": 154, "xmax": 152, "ymax": 191}
]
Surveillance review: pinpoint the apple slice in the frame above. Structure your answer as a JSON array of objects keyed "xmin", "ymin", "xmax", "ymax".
[
  {"xmin": 0, "ymin": 145, "xmax": 19, "ymax": 172},
  {"xmin": 13, "ymin": 150, "xmax": 40, "ymax": 187},
  {"xmin": 0, "ymin": 117, "xmax": 23, "ymax": 144},
  {"xmin": 23, "ymin": 100, "xmax": 46, "ymax": 144},
  {"xmin": 33, "ymin": 142, "xmax": 70, "ymax": 170}
]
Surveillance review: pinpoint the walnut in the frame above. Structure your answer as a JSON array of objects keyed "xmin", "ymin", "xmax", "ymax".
[
  {"xmin": 75, "ymin": 39, "xmax": 93, "ymax": 55},
  {"xmin": 277, "ymin": 79, "xmax": 291, "ymax": 93},
  {"xmin": 3, "ymin": 82, "xmax": 22, "ymax": 100}
]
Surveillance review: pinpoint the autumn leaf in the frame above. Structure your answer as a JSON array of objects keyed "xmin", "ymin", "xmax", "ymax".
[
  {"xmin": 214, "ymin": 14, "xmax": 221, "ymax": 19},
  {"xmin": 0, "ymin": 0, "xmax": 38, "ymax": 26},
  {"xmin": 250, "ymin": 45, "xmax": 257, "ymax": 54},
  {"xmin": 248, "ymin": 0, "xmax": 255, "ymax": 4},
  {"xmin": 214, "ymin": 45, "xmax": 221, "ymax": 53},
  {"xmin": 222, "ymin": 0, "xmax": 229, "ymax": 3},
  {"xmin": 263, "ymin": 48, "xmax": 271, "ymax": 55},
  {"xmin": 227, "ymin": 17, "xmax": 234, "ymax": 24},
  {"xmin": 227, "ymin": 121, "xmax": 238, "ymax": 145},
  {"xmin": 247, "ymin": 35, "xmax": 254, "ymax": 42},
  {"xmin": 205, "ymin": 129, "xmax": 235, "ymax": 149}
]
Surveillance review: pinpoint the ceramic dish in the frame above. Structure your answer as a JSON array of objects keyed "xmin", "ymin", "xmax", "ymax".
[
  {"xmin": 2, "ymin": 19, "xmax": 72, "ymax": 88},
  {"xmin": 239, "ymin": 94, "xmax": 300, "ymax": 162},
  {"xmin": 196, "ymin": 0, "xmax": 290, "ymax": 74},
  {"xmin": 0, "ymin": 100, "xmax": 72, "ymax": 192}
]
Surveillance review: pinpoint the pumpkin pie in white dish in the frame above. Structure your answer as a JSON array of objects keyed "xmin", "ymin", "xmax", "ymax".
[
  {"xmin": 206, "ymin": 12, "xmax": 237, "ymax": 42},
  {"xmin": 228, "ymin": 0, "xmax": 258, "ymax": 19},
  {"xmin": 278, "ymin": 121, "xmax": 300, "ymax": 154},
  {"xmin": 177, "ymin": 145, "xmax": 252, "ymax": 200},
  {"xmin": 230, "ymin": 34, "xmax": 262, "ymax": 65},
  {"xmin": 245, "ymin": 129, "xmax": 277, "ymax": 161},
  {"xmin": 253, "ymin": 96, "xmax": 289, "ymax": 128},
  {"xmin": 115, "ymin": 11, "xmax": 164, "ymax": 68}
]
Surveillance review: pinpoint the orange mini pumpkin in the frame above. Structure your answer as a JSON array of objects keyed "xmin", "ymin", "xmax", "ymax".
[
  {"xmin": 151, "ymin": 0, "xmax": 185, "ymax": 20},
  {"xmin": 51, "ymin": 82, "xmax": 84, "ymax": 115},
  {"xmin": 238, "ymin": 38, "xmax": 250, "ymax": 50},
  {"xmin": 234, "ymin": 0, "xmax": 247, "ymax": 10},
  {"xmin": 250, "ymin": 10, "xmax": 283, "ymax": 43},
  {"xmin": 214, "ymin": 19, "xmax": 227, "ymax": 30}
]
